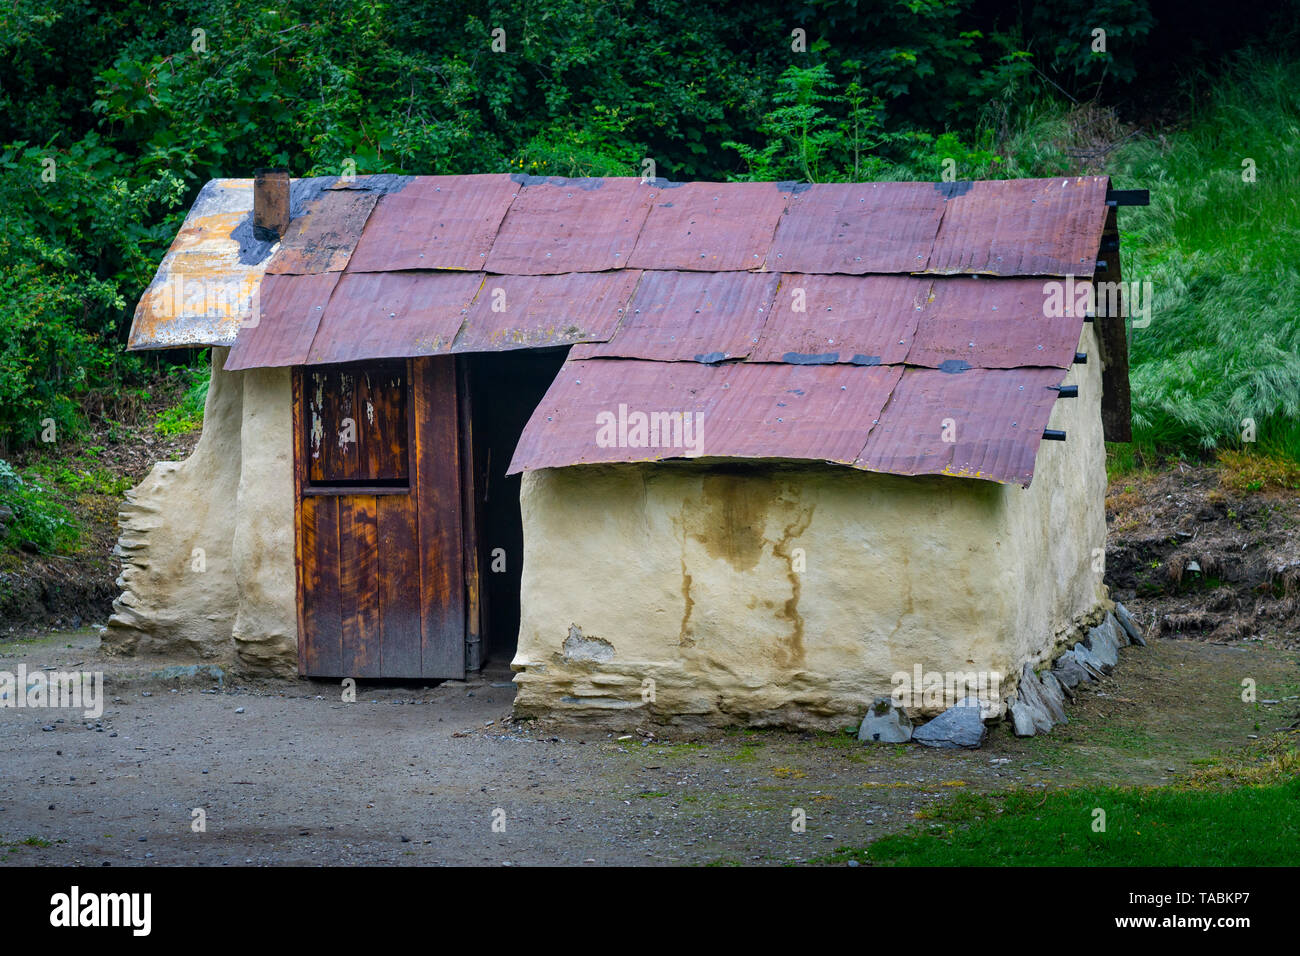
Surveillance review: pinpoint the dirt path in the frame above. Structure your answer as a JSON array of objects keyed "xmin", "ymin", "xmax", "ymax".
[{"xmin": 1, "ymin": 630, "xmax": 1295, "ymax": 866}]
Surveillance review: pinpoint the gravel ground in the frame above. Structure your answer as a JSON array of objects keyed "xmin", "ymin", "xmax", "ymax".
[{"xmin": 0, "ymin": 628, "xmax": 1295, "ymax": 866}]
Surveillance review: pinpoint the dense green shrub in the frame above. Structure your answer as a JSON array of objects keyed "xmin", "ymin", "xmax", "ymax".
[
  {"xmin": 1, "ymin": 0, "xmax": 1297, "ymax": 459},
  {"xmin": 0, "ymin": 460, "xmax": 81, "ymax": 554},
  {"xmin": 154, "ymin": 357, "xmax": 211, "ymax": 436}
]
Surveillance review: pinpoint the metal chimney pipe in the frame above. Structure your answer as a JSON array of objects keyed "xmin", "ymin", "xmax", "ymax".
[{"xmin": 253, "ymin": 168, "xmax": 291, "ymax": 241}]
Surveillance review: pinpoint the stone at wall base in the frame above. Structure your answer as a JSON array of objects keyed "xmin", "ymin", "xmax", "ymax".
[
  {"xmin": 913, "ymin": 697, "xmax": 989, "ymax": 749},
  {"xmin": 857, "ymin": 697, "xmax": 913, "ymax": 744}
]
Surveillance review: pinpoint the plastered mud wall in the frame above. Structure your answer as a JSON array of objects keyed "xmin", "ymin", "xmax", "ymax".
[
  {"xmin": 102, "ymin": 349, "xmax": 297, "ymax": 673},
  {"xmin": 511, "ymin": 326, "xmax": 1109, "ymax": 729}
]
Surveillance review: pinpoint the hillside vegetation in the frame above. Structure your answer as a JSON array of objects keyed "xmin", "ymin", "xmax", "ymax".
[{"xmin": 2, "ymin": 1, "xmax": 1299, "ymax": 560}]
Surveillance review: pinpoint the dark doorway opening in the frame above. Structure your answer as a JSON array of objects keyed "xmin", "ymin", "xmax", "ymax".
[{"xmin": 461, "ymin": 348, "xmax": 569, "ymax": 666}]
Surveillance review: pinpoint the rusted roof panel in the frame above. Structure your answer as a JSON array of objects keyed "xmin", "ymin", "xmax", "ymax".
[
  {"xmin": 907, "ymin": 276, "xmax": 1088, "ymax": 370},
  {"xmin": 923, "ymin": 177, "xmax": 1110, "ymax": 277},
  {"xmin": 325, "ymin": 173, "xmax": 415, "ymax": 194},
  {"xmin": 507, "ymin": 359, "xmax": 901, "ymax": 473},
  {"xmin": 265, "ymin": 188, "xmax": 380, "ymax": 275},
  {"xmin": 769, "ymin": 182, "xmax": 946, "ymax": 274},
  {"xmin": 305, "ymin": 271, "xmax": 484, "ymax": 364},
  {"xmin": 453, "ymin": 271, "xmax": 641, "ymax": 352},
  {"xmin": 749, "ymin": 274, "xmax": 930, "ymax": 365},
  {"xmin": 224, "ymin": 271, "xmax": 342, "ymax": 370},
  {"xmin": 485, "ymin": 176, "xmax": 655, "ymax": 275},
  {"xmin": 571, "ymin": 271, "xmax": 779, "ymax": 362},
  {"xmin": 346, "ymin": 174, "xmax": 518, "ymax": 273},
  {"xmin": 626, "ymin": 181, "xmax": 792, "ymax": 271},
  {"xmin": 854, "ymin": 366, "xmax": 1067, "ymax": 485},
  {"xmin": 129, "ymin": 179, "xmax": 267, "ymax": 349}
]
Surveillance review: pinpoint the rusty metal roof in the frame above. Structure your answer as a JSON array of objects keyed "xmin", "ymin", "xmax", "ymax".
[
  {"xmin": 570, "ymin": 270, "xmax": 780, "ymax": 362},
  {"xmin": 748, "ymin": 274, "xmax": 930, "ymax": 366},
  {"xmin": 132, "ymin": 172, "xmax": 1114, "ymax": 485},
  {"xmin": 345, "ymin": 174, "xmax": 517, "ymax": 272},
  {"xmin": 507, "ymin": 359, "xmax": 903, "ymax": 471},
  {"xmin": 906, "ymin": 275, "xmax": 1089, "ymax": 370},
  {"xmin": 626, "ymin": 181, "xmax": 794, "ymax": 271},
  {"xmin": 453, "ymin": 271, "xmax": 641, "ymax": 352},
  {"xmin": 854, "ymin": 366, "xmax": 1068, "ymax": 484},
  {"xmin": 265, "ymin": 188, "xmax": 380, "ymax": 275},
  {"xmin": 922, "ymin": 177, "xmax": 1110, "ymax": 276},
  {"xmin": 485, "ymin": 176, "xmax": 654, "ymax": 275},
  {"xmin": 768, "ymin": 181, "xmax": 945, "ymax": 274},
  {"xmin": 304, "ymin": 270, "xmax": 485, "ymax": 364},
  {"xmin": 222, "ymin": 272, "xmax": 340, "ymax": 370}
]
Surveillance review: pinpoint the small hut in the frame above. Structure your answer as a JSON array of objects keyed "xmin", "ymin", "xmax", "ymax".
[{"xmin": 108, "ymin": 171, "xmax": 1136, "ymax": 729}]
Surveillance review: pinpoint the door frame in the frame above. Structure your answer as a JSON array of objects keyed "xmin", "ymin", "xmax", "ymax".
[{"xmin": 291, "ymin": 356, "xmax": 481, "ymax": 680}]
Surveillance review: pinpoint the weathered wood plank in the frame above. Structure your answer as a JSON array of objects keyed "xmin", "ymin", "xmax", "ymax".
[
  {"xmin": 300, "ymin": 494, "xmax": 342, "ymax": 677},
  {"xmin": 377, "ymin": 493, "xmax": 422, "ymax": 677},
  {"xmin": 458, "ymin": 358, "xmax": 484, "ymax": 671},
  {"xmin": 339, "ymin": 494, "xmax": 380, "ymax": 677},
  {"xmin": 413, "ymin": 356, "xmax": 466, "ymax": 679},
  {"xmin": 1097, "ymin": 206, "xmax": 1133, "ymax": 442},
  {"xmin": 293, "ymin": 367, "xmax": 308, "ymax": 675}
]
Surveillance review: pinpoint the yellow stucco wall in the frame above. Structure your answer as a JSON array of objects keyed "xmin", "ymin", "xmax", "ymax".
[
  {"xmin": 511, "ymin": 326, "xmax": 1108, "ymax": 729},
  {"xmin": 105, "ymin": 326, "xmax": 1109, "ymax": 730},
  {"xmin": 103, "ymin": 349, "xmax": 298, "ymax": 673}
]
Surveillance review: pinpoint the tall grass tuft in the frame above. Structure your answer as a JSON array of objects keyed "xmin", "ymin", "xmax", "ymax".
[{"xmin": 1110, "ymin": 55, "xmax": 1300, "ymax": 460}]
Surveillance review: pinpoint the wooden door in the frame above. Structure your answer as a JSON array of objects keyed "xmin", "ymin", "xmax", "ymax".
[{"xmin": 293, "ymin": 357, "xmax": 466, "ymax": 679}]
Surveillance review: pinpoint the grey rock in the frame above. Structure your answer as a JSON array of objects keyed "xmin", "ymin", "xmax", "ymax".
[
  {"xmin": 1010, "ymin": 700, "xmax": 1042, "ymax": 737},
  {"xmin": 1086, "ymin": 619, "xmax": 1121, "ymax": 668},
  {"xmin": 149, "ymin": 664, "xmax": 226, "ymax": 686},
  {"xmin": 1114, "ymin": 603, "xmax": 1145, "ymax": 646},
  {"xmin": 1051, "ymin": 652, "xmax": 1090, "ymax": 689},
  {"xmin": 857, "ymin": 696, "xmax": 913, "ymax": 743},
  {"xmin": 1074, "ymin": 639, "xmax": 1113, "ymax": 675},
  {"xmin": 1036, "ymin": 670, "xmax": 1068, "ymax": 723},
  {"xmin": 913, "ymin": 697, "xmax": 988, "ymax": 749},
  {"xmin": 1009, "ymin": 665, "xmax": 1062, "ymax": 737},
  {"xmin": 1106, "ymin": 611, "xmax": 1130, "ymax": 647}
]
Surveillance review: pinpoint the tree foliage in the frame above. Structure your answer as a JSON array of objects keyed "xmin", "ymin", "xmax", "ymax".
[{"xmin": 1, "ymin": 0, "xmax": 1296, "ymax": 452}]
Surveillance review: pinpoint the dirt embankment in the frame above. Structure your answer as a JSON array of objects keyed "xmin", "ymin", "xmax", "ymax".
[
  {"xmin": 0, "ymin": 382, "xmax": 201, "ymax": 636},
  {"xmin": 1105, "ymin": 465, "xmax": 1300, "ymax": 647}
]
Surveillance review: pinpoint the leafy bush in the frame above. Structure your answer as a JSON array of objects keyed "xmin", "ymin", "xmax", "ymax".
[
  {"xmin": 0, "ymin": 460, "xmax": 81, "ymax": 554},
  {"xmin": 154, "ymin": 359, "xmax": 211, "ymax": 436},
  {"xmin": 1, "ymin": 0, "xmax": 1297, "ymax": 462}
]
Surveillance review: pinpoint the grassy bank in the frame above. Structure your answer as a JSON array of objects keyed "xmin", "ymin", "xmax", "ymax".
[
  {"xmin": 1111, "ymin": 57, "xmax": 1300, "ymax": 462},
  {"xmin": 828, "ymin": 731, "xmax": 1300, "ymax": 867}
]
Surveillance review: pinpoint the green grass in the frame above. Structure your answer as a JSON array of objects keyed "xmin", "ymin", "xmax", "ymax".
[
  {"xmin": 153, "ymin": 360, "xmax": 210, "ymax": 436},
  {"xmin": 828, "ymin": 777, "xmax": 1300, "ymax": 866},
  {"xmin": 0, "ymin": 460, "xmax": 80, "ymax": 554},
  {"xmin": 829, "ymin": 731, "xmax": 1300, "ymax": 866},
  {"xmin": 1109, "ymin": 55, "xmax": 1300, "ymax": 462}
]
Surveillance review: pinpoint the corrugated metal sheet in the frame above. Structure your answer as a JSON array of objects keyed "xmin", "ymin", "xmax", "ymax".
[
  {"xmin": 748, "ymin": 274, "xmax": 930, "ymax": 365},
  {"xmin": 922, "ymin": 177, "xmax": 1110, "ymax": 277},
  {"xmin": 507, "ymin": 359, "xmax": 902, "ymax": 473},
  {"xmin": 485, "ymin": 176, "xmax": 654, "ymax": 274},
  {"xmin": 132, "ymin": 171, "xmax": 1119, "ymax": 487},
  {"xmin": 453, "ymin": 271, "xmax": 641, "ymax": 352},
  {"xmin": 768, "ymin": 181, "xmax": 945, "ymax": 274},
  {"xmin": 305, "ymin": 271, "xmax": 484, "ymax": 364},
  {"xmin": 854, "ymin": 366, "xmax": 1067, "ymax": 485},
  {"xmin": 571, "ymin": 270, "xmax": 779, "ymax": 362},
  {"xmin": 224, "ymin": 271, "xmax": 341, "ymax": 370},
  {"xmin": 265, "ymin": 188, "xmax": 380, "ymax": 275},
  {"xmin": 263, "ymin": 188, "xmax": 379, "ymax": 274},
  {"xmin": 346, "ymin": 174, "xmax": 518, "ymax": 273},
  {"xmin": 906, "ymin": 276, "xmax": 1088, "ymax": 370},
  {"xmin": 129, "ymin": 179, "xmax": 267, "ymax": 349},
  {"xmin": 626, "ymin": 181, "xmax": 792, "ymax": 271}
]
